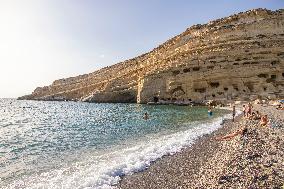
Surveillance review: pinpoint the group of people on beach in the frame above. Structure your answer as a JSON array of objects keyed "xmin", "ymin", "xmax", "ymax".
[
  {"xmin": 216, "ymin": 102, "xmax": 269, "ymax": 142},
  {"xmin": 276, "ymin": 104, "xmax": 284, "ymax": 110},
  {"xmin": 242, "ymin": 103, "xmax": 269, "ymax": 126},
  {"xmin": 242, "ymin": 103, "xmax": 253, "ymax": 117}
]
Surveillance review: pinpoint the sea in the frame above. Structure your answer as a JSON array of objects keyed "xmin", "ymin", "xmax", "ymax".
[{"xmin": 0, "ymin": 98, "xmax": 231, "ymax": 189}]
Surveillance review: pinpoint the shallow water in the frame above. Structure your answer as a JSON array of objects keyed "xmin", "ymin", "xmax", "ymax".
[{"xmin": 0, "ymin": 99, "xmax": 230, "ymax": 188}]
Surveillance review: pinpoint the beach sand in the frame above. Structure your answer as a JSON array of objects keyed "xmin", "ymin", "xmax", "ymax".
[{"xmin": 119, "ymin": 105, "xmax": 284, "ymax": 188}]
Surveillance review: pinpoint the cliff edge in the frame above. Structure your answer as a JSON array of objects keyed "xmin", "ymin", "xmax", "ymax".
[{"xmin": 19, "ymin": 8, "xmax": 284, "ymax": 103}]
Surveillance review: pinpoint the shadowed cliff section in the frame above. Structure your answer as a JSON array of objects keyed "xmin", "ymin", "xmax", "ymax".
[{"xmin": 19, "ymin": 8, "xmax": 284, "ymax": 103}]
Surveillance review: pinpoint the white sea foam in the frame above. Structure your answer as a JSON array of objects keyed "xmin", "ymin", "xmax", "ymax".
[{"xmin": 6, "ymin": 113, "xmax": 234, "ymax": 189}]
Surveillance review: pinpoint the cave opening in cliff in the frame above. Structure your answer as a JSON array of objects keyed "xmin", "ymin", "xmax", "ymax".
[
  {"xmin": 257, "ymin": 73, "xmax": 268, "ymax": 78},
  {"xmin": 265, "ymin": 75, "xmax": 277, "ymax": 83},
  {"xmin": 282, "ymin": 73, "xmax": 284, "ymax": 77},
  {"xmin": 207, "ymin": 66, "xmax": 214, "ymax": 70},
  {"xmin": 256, "ymin": 34, "xmax": 267, "ymax": 39},
  {"xmin": 217, "ymin": 92, "xmax": 224, "ymax": 95},
  {"xmin": 277, "ymin": 52, "xmax": 284, "ymax": 56},
  {"xmin": 263, "ymin": 87, "xmax": 267, "ymax": 91},
  {"xmin": 195, "ymin": 88, "xmax": 206, "ymax": 93},
  {"xmin": 192, "ymin": 67, "xmax": 200, "ymax": 71},
  {"xmin": 210, "ymin": 82, "xmax": 220, "ymax": 88},
  {"xmin": 153, "ymin": 96, "xmax": 159, "ymax": 103},
  {"xmin": 183, "ymin": 68, "xmax": 190, "ymax": 73},
  {"xmin": 271, "ymin": 61, "xmax": 279, "ymax": 66},
  {"xmin": 271, "ymin": 75, "xmax": 276, "ymax": 79},
  {"xmin": 172, "ymin": 70, "xmax": 180, "ymax": 76}
]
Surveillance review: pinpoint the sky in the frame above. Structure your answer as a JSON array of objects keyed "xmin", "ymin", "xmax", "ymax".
[{"xmin": 0, "ymin": 0, "xmax": 283, "ymax": 98}]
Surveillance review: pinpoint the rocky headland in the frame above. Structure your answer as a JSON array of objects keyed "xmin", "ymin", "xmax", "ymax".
[{"xmin": 19, "ymin": 8, "xmax": 284, "ymax": 103}]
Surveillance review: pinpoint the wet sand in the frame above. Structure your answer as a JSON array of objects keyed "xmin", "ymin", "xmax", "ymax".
[{"xmin": 119, "ymin": 105, "xmax": 284, "ymax": 188}]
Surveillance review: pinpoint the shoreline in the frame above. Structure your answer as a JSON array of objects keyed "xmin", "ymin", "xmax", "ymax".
[
  {"xmin": 0, "ymin": 100, "xmax": 232, "ymax": 189},
  {"xmin": 119, "ymin": 105, "xmax": 284, "ymax": 188}
]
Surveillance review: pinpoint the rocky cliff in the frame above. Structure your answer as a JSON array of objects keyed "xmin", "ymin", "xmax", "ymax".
[{"xmin": 19, "ymin": 8, "xmax": 284, "ymax": 103}]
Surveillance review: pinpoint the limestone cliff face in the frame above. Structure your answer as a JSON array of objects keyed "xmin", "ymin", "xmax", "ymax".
[{"xmin": 19, "ymin": 8, "xmax": 284, "ymax": 103}]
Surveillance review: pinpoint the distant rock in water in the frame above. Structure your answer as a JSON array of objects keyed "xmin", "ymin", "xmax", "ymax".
[{"xmin": 19, "ymin": 8, "xmax": 284, "ymax": 103}]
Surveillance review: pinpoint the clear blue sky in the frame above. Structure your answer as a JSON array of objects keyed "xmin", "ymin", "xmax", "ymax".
[{"xmin": 0, "ymin": 0, "xmax": 283, "ymax": 97}]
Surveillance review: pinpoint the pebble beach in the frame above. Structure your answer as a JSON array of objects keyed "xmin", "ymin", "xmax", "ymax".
[{"xmin": 119, "ymin": 104, "xmax": 284, "ymax": 188}]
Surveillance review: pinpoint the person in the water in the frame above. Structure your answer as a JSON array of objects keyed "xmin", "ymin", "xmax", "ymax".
[
  {"xmin": 143, "ymin": 112, "xmax": 149, "ymax": 120},
  {"xmin": 208, "ymin": 107, "xmax": 213, "ymax": 117}
]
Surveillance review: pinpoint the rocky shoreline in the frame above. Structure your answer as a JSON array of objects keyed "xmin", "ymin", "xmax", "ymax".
[{"xmin": 119, "ymin": 105, "xmax": 284, "ymax": 188}]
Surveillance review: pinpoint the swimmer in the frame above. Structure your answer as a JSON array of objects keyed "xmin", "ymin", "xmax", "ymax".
[{"xmin": 143, "ymin": 112, "xmax": 149, "ymax": 120}]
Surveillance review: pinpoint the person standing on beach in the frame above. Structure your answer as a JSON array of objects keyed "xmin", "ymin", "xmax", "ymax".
[
  {"xmin": 242, "ymin": 105, "xmax": 246, "ymax": 117},
  {"xmin": 232, "ymin": 105, "xmax": 236, "ymax": 122},
  {"xmin": 247, "ymin": 102, "xmax": 253, "ymax": 117}
]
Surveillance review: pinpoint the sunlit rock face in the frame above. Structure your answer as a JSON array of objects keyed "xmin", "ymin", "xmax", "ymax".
[{"xmin": 19, "ymin": 9, "xmax": 284, "ymax": 103}]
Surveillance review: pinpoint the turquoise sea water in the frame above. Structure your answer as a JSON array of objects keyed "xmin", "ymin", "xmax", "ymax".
[{"xmin": 0, "ymin": 99, "xmax": 230, "ymax": 189}]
